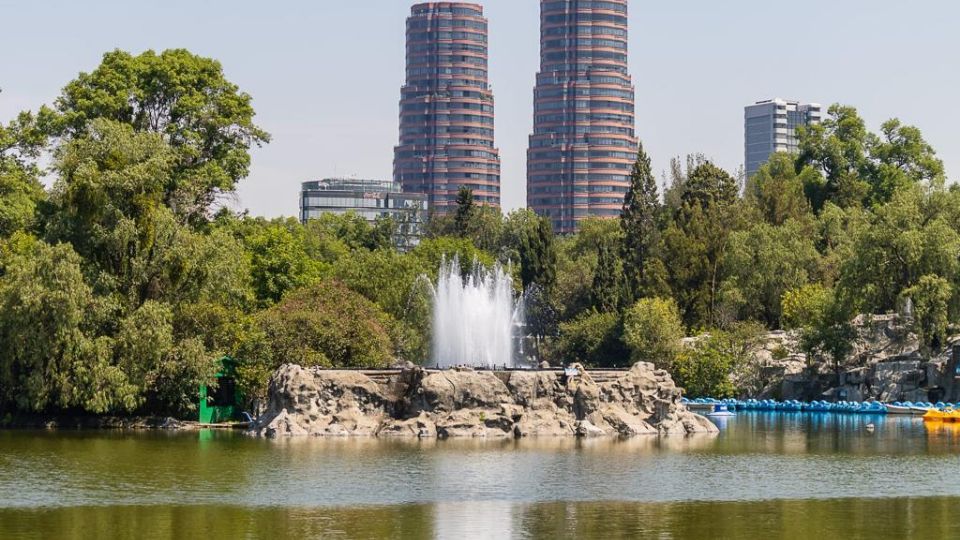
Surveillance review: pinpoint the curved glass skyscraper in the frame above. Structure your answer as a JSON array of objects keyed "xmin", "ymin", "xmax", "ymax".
[
  {"xmin": 528, "ymin": 0, "xmax": 637, "ymax": 234},
  {"xmin": 394, "ymin": 2, "xmax": 501, "ymax": 214}
]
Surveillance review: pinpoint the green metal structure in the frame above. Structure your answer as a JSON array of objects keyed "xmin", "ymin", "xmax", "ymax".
[{"xmin": 199, "ymin": 357, "xmax": 243, "ymax": 424}]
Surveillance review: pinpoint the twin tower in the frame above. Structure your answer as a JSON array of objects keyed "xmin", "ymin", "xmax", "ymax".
[{"xmin": 394, "ymin": 1, "xmax": 636, "ymax": 235}]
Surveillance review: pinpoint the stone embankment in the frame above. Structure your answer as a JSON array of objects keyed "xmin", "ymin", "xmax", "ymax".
[{"xmin": 250, "ymin": 362, "xmax": 718, "ymax": 439}]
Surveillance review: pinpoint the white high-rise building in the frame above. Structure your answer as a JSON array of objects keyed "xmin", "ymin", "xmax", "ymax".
[{"xmin": 745, "ymin": 99, "xmax": 822, "ymax": 179}]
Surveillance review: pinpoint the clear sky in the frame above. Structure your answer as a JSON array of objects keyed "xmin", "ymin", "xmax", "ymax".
[{"xmin": 1, "ymin": 0, "xmax": 957, "ymax": 218}]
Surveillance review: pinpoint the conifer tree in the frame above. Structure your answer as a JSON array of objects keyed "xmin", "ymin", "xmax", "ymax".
[
  {"xmin": 591, "ymin": 240, "xmax": 623, "ymax": 312},
  {"xmin": 453, "ymin": 186, "xmax": 474, "ymax": 237},
  {"xmin": 621, "ymin": 141, "xmax": 663, "ymax": 303}
]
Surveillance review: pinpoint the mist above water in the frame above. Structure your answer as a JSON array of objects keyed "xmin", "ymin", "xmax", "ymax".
[{"xmin": 430, "ymin": 257, "xmax": 521, "ymax": 369}]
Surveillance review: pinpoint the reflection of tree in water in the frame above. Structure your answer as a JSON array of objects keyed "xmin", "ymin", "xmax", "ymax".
[
  {"xmin": 513, "ymin": 498, "xmax": 960, "ymax": 539},
  {"xmin": 0, "ymin": 505, "xmax": 436, "ymax": 538}
]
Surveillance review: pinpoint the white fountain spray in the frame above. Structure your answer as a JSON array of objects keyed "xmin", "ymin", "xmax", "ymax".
[{"xmin": 430, "ymin": 257, "xmax": 523, "ymax": 369}]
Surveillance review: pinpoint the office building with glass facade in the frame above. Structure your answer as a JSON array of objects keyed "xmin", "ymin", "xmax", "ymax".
[
  {"xmin": 300, "ymin": 178, "xmax": 428, "ymax": 250},
  {"xmin": 527, "ymin": 0, "xmax": 637, "ymax": 234},
  {"xmin": 745, "ymin": 98, "xmax": 822, "ymax": 179},
  {"xmin": 394, "ymin": 2, "xmax": 502, "ymax": 215}
]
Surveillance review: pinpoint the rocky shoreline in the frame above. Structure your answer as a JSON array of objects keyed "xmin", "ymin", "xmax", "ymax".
[
  {"xmin": 250, "ymin": 362, "xmax": 718, "ymax": 439},
  {"xmin": 0, "ymin": 415, "xmax": 202, "ymax": 431}
]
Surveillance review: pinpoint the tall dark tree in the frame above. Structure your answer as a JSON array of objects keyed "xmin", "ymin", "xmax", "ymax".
[
  {"xmin": 664, "ymin": 161, "xmax": 741, "ymax": 328},
  {"xmin": 517, "ymin": 215, "xmax": 557, "ymax": 292},
  {"xmin": 453, "ymin": 186, "xmax": 475, "ymax": 238},
  {"xmin": 682, "ymin": 161, "xmax": 740, "ymax": 209},
  {"xmin": 621, "ymin": 141, "xmax": 662, "ymax": 303},
  {"xmin": 591, "ymin": 240, "xmax": 623, "ymax": 312}
]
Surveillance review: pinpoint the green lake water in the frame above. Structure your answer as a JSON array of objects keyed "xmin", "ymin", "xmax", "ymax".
[{"xmin": 3, "ymin": 413, "xmax": 960, "ymax": 538}]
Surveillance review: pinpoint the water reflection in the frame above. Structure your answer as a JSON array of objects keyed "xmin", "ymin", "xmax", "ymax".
[
  {"xmin": 3, "ymin": 413, "xmax": 960, "ymax": 512},
  {"xmin": 3, "ymin": 498, "xmax": 960, "ymax": 539}
]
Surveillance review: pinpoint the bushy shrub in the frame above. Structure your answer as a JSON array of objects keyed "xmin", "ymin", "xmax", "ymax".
[
  {"xmin": 237, "ymin": 280, "xmax": 396, "ymax": 400},
  {"xmin": 551, "ymin": 310, "xmax": 630, "ymax": 367},
  {"xmin": 622, "ymin": 297, "xmax": 684, "ymax": 368}
]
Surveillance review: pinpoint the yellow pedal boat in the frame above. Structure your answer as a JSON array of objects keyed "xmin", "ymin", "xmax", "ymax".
[{"xmin": 923, "ymin": 409, "xmax": 960, "ymax": 422}]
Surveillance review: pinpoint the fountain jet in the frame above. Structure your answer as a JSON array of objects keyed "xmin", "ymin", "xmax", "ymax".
[{"xmin": 431, "ymin": 257, "xmax": 521, "ymax": 369}]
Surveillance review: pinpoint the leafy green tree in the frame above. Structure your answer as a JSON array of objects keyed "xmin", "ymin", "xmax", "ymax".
[
  {"xmin": 54, "ymin": 49, "xmax": 270, "ymax": 221},
  {"xmin": 46, "ymin": 120, "xmax": 252, "ymax": 310},
  {"xmin": 797, "ymin": 105, "xmax": 944, "ymax": 209},
  {"xmin": 838, "ymin": 185, "xmax": 960, "ymax": 315},
  {"xmin": 463, "ymin": 206, "xmax": 505, "ymax": 254},
  {"xmin": 745, "ymin": 153, "xmax": 816, "ymax": 225},
  {"xmin": 782, "ymin": 285, "xmax": 855, "ymax": 379},
  {"xmin": 552, "ymin": 310, "xmax": 630, "ymax": 367},
  {"xmin": 622, "ymin": 297, "xmax": 684, "ymax": 366},
  {"xmin": 553, "ymin": 238, "xmax": 595, "ymax": 322},
  {"xmin": 241, "ymin": 220, "xmax": 322, "ymax": 306},
  {"xmin": 550, "ymin": 217, "xmax": 625, "ymax": 322},
  {"xmin": 0, "ymin": 107, "xmax": 50, "ymax": 237},
  {"xmin": 782, "ymin": 284, "xmax": 832, "ymax": 330},
  {"xmin": 621, "ymin": 141, "xmax": 665, "ymax": 302},
  {"xmin": 431, "ymin": 191, "xmax": 503, "ymax": 254},
  {"xmin": 302, "ymin": 211, "xmax": 392, "ymax": 252},
  {"xmin": 814, "ymin": 202, "xmax": 869, "ymax": 286},
  {"xmin": 501, "ymin": 210, "xmax": 558, "ymax": 340},
  {"xmin": 36, "ymin": 119, "xmax": 251, "ymax": 415},
  {"xmin": 797, "ymin": 104, "xmax": 872, "ymax": 209},
  {"xmin": 673, "ymin": 326, "xmax": 763, "ymax": 398},
  {"xmin": 0, "ymin": 165, "xmax": 45, "ymax": 238},
  {"xmin": 721, "ymin": 219, "xmax": 822, "ymax": 326},
  {"xmin": 902, "ymin": 275, "xmax": 953, "ymax": 351},
  {"xmin": 332, "ymin": 248, "xmax": 432, "ymax": 362},
  {"xmin": 237, "ymin": 280, "xmax": 397, "ymax": 400},
  {"xmin": 663, "ymin": 154, "xmax": 709, "ymax": 213},
  {"xmin": 0, "ymin": 105, "xmax": 53, "ymax": 171},
  {"xmin": 114, "ymin": 300, "xmax": 217, "ymax": 415},
  {"xmin": 411, "ymin": 236, "xmax": 496, "ymax": 279},
  {"xmin": 0, "ymin": 237, "xmax": 136, "ymax": 413},
  {"xmin": 301, "ymin": 218, "xmax": 351, "ymax": 263},
  {"xmin": 869, "ymin": 119, "xmax": 945, "ymax": 204},
  {"xmin": 672, "ymin": 337, "xmax": 736, "ymax": 399},
  {"xmin": 681, "ymin": 161, "xmax": 739, "ymax": 209}
]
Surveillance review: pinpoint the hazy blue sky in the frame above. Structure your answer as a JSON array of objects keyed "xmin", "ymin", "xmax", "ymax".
[{"xmin": 1, "ymin": 0, "xmax": 957, "ymax": 217}]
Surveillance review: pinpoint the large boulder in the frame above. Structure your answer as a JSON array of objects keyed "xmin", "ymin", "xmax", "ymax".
[
  {"xmin": 252, "ymin": 364, "xmax": 391, "ymax": 437},
  {"xmin": 250, "ymin": 362, "xmax": 719, "ymax": 439}
]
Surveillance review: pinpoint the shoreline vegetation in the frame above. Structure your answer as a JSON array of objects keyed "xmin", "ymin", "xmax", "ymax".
[{"xmin": 2, "ymin": 48, "xmax": 958, "ymax": 424}]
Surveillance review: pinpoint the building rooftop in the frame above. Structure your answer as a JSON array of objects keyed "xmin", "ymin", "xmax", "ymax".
[{"xmin": 302, "ymin": 178, "xmax": 401, "ymax": 193}]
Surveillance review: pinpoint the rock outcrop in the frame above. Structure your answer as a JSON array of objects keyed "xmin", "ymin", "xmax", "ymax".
[
  {"xmin": 251, "ymin": 362, "xmax": 718, "ymax": 439},
  {"xmin": 742, "ymin": 315, "xmax": 960, "ymax": 403}
]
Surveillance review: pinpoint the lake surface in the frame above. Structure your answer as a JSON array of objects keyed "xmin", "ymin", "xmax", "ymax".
[{"xmin": 3, "ymin": 413, "xmax": 960, "ymax": 538}]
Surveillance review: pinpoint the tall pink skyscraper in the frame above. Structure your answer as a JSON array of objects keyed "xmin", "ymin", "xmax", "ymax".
[
  {"xmin": 394, "ymin": 3, "xmax": 502, "ymax": 215},
  {"xmin": 528, "ymin": 0, "xmax": 637, "ymax": 234}
]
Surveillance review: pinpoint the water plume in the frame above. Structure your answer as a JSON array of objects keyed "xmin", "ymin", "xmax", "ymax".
[{"xmin": 430, "ymin": 257, "xmax": 522, "ymax": 369}]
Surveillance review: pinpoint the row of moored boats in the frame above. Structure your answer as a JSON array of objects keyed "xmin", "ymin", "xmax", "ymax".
[{"xmin": 681, "ymin": 397, "xmax": 955, "ymax": 416}]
